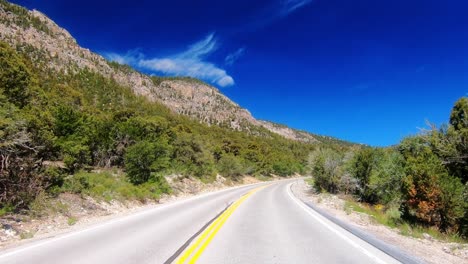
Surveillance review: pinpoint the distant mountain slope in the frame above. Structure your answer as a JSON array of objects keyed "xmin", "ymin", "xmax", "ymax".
[{"xmin": 0, "ymin": 0, "xmax": 349, "ymax": 144}]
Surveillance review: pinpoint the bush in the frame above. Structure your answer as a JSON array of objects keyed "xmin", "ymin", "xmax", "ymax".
[
  {"xmin": 124, "ymin": 140, "xmax": 169, "ymax": 185},
  {"xmin": 62, "ymin": 171, "xmax": 170, "ymax": 202},
  {"xmin": 62, "ymin": 174, "xmax": 91, "ymax": 194},
  {"xmin": 43, "ymin": 166, "xmax": 66, "ymax": 196},
  {"xmin": 402, "ymin": 151, "xmax": 464, "ymax": 231},
  {"xmin": 0, "ymin": 42, "xmax": 33, "ymax": 107},
  {"xmin": 59, "ymin": 139, "xmax": 91, "ymax": 172},
  {"xmin": 309, "ymin": 148, "xmax": 343, "ymax": 193},
  {"xmin": 368, "ymin": 150, "xmax": 405, "ymax": 205},
  {"xmin": 348, "ymin": 148, "xmax": 376, "ymax": 202},
  {"xmin": 217, "ymin": 154, "xmax": 244, "ymax": 178}
]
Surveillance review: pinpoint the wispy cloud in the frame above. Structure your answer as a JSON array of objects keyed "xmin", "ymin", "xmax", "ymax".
[
  {"xmin": 105, "ymin": 33, "xmax": 235, "ymax": 87},
  {"xmin": 280, "ymin": 0, "xmax": 314, "ymax": 16},
  {"xmin": 105, "ymin": 49, "xmax": 143, "ymax": 65},
  {"xmin": 225, "ymin": 47, "xmax": 246, "ymax": 66},
  {"xmin": 104, "ymin": 1, "xmax": 314, "ymax": 87},
  {"xmin": 177, "ymin": 33, "xmax": 218, "ymax": 59},
  {"xmin": 233, "ymin": 0, "xmax": 314, "ymax": 34}
]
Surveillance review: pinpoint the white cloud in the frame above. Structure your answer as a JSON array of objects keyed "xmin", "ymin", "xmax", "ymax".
[
  {"xmin": 105, "ymin": 49, "xmax": 143, "ymax": 65},
  {"xmin": 236, "ymin": 0, "xmax": 314, "ymax": 33},
  {"xmin": 178, "ymin": 33, "xmax": 218, "ymax": 59},
  {"xmin": 139, "ymin": 58, "xmax": 234, "ymax": 87},
  {"xmin": 280, "ymin": 0, "xmax": 313, "ymax": 15},
  {"xmin": 105, "ymin": 33, "xmax": 235, "ymax": 87},
  {"xmin": 225, "ymin": 47, "xmax": 246, "ymax": 65}
]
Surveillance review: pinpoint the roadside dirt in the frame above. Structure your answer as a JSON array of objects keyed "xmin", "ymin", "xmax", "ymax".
[
  {"xmin": 0, "ymin": 174, "xmax": 267, "ymax": 251},
  {"xmin": 292, "ymin": 179, "xmax": 468, "ymax": 264}
]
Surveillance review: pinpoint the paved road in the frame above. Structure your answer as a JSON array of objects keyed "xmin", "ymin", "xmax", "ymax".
[{"xmin": 0, "ymin": 179, "xmax": 407, "ymax": 264}]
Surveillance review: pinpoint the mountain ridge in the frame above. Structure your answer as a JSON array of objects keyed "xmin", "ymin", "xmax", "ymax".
[{"xmin": 0, "ymin": 0, "xmax": 349, "ymax": 144}]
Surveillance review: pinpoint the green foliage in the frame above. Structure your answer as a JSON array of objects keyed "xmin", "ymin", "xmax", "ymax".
[
  {"xmin": 450, "ymin": 97, "xmax": 468, "ymax": 131},
  {"xmin": 309, "ymin": 148, "xmax": 343, "ymax": 193},
  {"xmin": 438, "ymin": 175, "xmax": 465, "ymax": 232},
  {"xmin": 0, "ymin": 93, "xmax": 43, "ymax": 210},
  {"xmin": 347, "ymin": 148, "xmax": 405, "ymax": 205},
  {"xmin": 61, "ymin": 171, "xmax": 170, "ymax": 202},
  {"xmin": 53, "ymin": 105, "xmax": 83, "ymax": 137},
  {"xmin": 43, "ymin": 166, "xmax": 66, "ymax": 195},
  {"xmin": 62, "ymin": 174, "xmax": 90, "ymax": 194},
  {"xmin": 344, "ymin": 200, "xmax": 401, "ymax": 228},
  {"xmin": 124, "ymin": 140, "xmax": 170, "ymax": 185},
  {"xmin": 402, "ymin": 149, "xmax": 448, "ymax": 226},
  {"xmin": 308, "ymin": 97, "xmax": 468, "ymax": 238},
  {"xmin": 60, "ymin": 139, "xmax": 91, "ymax": 172},
  {"xmin": 348, "ymin": 148, "xmax": 375, "ymax": 202},
  {"xmin": 368, "ymin": 150, "xmax": 405, "ymax": 205},
  {"xmin": 171, "ymin": 133, "xmax": 216, "ymax": 177},
  {"xmin": 67, "ymin": 216, "xmax": 78, "ymax": 226},
  {"xmin": 0, "ymin": 205, "xmax": 14, "ymax": 217},
  {"xmin": 400, "ymin": 134, "xmax": 465, "ymax": 232},
  {"xmin": 441, "ymin": 97, "xmax": 468, "ymax": 184},
  {"xmin": 124, "ymin": 142, "xmax": 155, "ymax": 184},
  {"xmin": 0, "ymin": 42, "xmax": 33, "ymax": 107},
  {"xmin": 0, "ymin": 40, "xmax": 316, "ymax": 215},
  {"xmin": 217, "ymin": 154, "xmax": 245, "ymax": 178}
]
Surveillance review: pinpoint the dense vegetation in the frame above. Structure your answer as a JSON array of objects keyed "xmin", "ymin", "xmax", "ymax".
[
  {"xmin": 310, "ymin": 97, "xmax": 468, "ymax": 238},
  {"xmin": 0, "ymin": 41, "xmax": 320, "ymax": 214}
]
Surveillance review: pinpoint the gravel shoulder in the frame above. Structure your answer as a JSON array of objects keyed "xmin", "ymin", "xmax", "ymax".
[{"xmin": 291, "ymin": 178, "xmax": 468, "ymax": 264}]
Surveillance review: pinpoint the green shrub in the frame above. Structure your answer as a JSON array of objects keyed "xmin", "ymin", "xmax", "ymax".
[
  {"xmin": 61, "ymin": 171, "xmax": 170, "ymax": 202},
  {"xmin": 124, "ymin": 140, "xmax": 170, "ymax": 184},
  {"xmin": 62, "ymin": 174, "xmax": 90, "ymax": 194},
  {"xmin": 217, "ymin": 154, "xmax": 244, "ymax": 178},
  {"xmin": 67, "ymin": 216, "xmax": 78, "ymax": 226},
  {"xmin": 125, "ymin": 141, "xmax": 154, "ymax": 184},
  {"xmin": 309, "ymin": 148, "xmax": 343, "ymax": 193}
]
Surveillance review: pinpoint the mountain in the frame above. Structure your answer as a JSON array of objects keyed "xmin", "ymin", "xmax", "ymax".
[{"xmin": 0, "ymin": 0, "xmax": 345, "ymax": 144}]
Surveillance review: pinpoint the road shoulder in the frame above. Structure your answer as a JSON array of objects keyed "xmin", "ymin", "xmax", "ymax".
[
  {"xmin": 291, "ymin": 178, "xmax": 468, "ymax": 264},
  {"xmin": 0, "ymin": 175, "xmax": 279, "ymax": 251}
]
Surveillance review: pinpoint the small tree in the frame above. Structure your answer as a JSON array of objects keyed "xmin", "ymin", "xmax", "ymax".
[
  {"xmin": 402, "ymin": 150, "xmax": 464, "ymax": 231},
  {"xmin": 124, "ymin": 140, "xmax": 169, "ymax": 185},
  {"xmin": 309, "ymin": 148, "xmax": 343, "ymax": 193},
  {"xmin": 125, "ymin": 141, "xmax": 155, "ymax": 184},
  {"xmin": 217, "ymin": 154, "xmax": 244, "ymax": 178},
  {"xmin": 368, "ymin": 150, "xmax": 405, "ymax": 205},
  {"xmin": 349, "ymin": 148, "xmax": 376, "ymax": 202},
  {"xmin": 0, "ymin": 42, "xmax": 33, "ymax": 108}
]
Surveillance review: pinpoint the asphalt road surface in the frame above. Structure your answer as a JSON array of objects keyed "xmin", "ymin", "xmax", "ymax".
[{"xmin": 0, "ymin": 179, "xmax": 412, "ymax": 264}]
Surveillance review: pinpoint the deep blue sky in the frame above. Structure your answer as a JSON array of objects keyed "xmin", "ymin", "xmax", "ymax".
[{"xmin": 10, "ymin": 0, "xmax": 468, "ymax": 146}]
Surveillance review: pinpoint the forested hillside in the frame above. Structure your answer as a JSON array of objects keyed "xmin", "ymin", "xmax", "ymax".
[
  {"xmin": 1, "ymin": 36, "xmax": 349, "ymax": 217},
  {"xmin": 0, "ymin": 0, "xmax": 336, "ymax": 143},
  {"xmin": 0, "ymin": 0, "xmax": 360, "ymax": 215},
  {"xmin": 309, "ymin": 97, "xmax": 468, "ymax": 238}
]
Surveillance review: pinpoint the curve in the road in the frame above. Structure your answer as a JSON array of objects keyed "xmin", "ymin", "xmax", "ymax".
[{"xmin": 0, "ymin": 179, "xmax": 424, "ymax": 264}]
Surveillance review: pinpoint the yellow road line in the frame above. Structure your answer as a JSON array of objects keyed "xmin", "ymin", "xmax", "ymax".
[{"xmin": 176, "ymin": 185, "xmax": 267, "ymax": 264}]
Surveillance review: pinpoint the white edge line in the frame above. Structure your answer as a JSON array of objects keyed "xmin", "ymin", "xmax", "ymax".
[
  {"xmin": 0, "ymin": 179, "xmax": 287, "ymax": 259},
  {"xmin": 286, "ymin": 182, "xmax": 391, "ymax": 264}
]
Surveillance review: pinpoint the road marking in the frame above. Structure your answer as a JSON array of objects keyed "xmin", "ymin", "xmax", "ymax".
[
  {"xmin": 176, "ymin": 185, "xmax": 267, "ymax": 264},
  {"xmin": 0, "ymin": 181, "xmax": 271, "ymax": 260},
  {"xmin": 286, "ymin": 182, "xmax": 391, "ymax": 264}
]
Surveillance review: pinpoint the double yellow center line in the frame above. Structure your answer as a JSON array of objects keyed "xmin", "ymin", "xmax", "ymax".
[{"xmin": 176, "ymin": 185, "xmax": 267, "ymax": 264}]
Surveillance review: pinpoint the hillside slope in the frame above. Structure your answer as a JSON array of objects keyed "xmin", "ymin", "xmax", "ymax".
[{"xmin": 0, "ymin": 0, "xmax": 340, "ymax": 143}]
